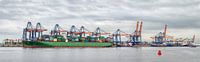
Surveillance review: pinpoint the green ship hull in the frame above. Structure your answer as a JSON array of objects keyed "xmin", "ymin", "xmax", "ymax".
[{"xmin": 23, "ymin": 41, "xmax": 113, "ymax": 47}]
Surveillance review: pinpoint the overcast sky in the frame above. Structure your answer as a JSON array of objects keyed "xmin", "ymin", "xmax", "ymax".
[{"xmin": 0, "ymin": 0, "xmax": 200, "ymax": 42}]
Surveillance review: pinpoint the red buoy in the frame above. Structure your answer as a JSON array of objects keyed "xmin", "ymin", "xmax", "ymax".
[{"xmin": 157, "ymin": 50, "xmax": 162, "ymax": 56}]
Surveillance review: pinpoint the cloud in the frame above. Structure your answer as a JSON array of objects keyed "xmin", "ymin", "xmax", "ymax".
[{"xmin": 0, "ymin": 0, "xmax": 200, "ymax": 42}]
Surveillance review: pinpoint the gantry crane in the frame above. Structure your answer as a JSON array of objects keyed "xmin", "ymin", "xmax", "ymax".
[
  {"xmin": 79, "ymin": 26, "xmax": 92, "ymax": 38},
  {"xmin": 51, "ymin": 24, "xmax": 67, "ymax": 36},
  {"xmin": 35, "ymin": 22, "xmax": 47, "ymax": 40},
  {"xmin": 50, "ymin": 24, "xmax": 67, "ymax": 42},
  {"xmin": 112, "ymin": 29, "xmax": 130, "ymax": 44},
  {"xmin": 23, "ymin": 22, "xmax": 34, "ymax": 41},
  {"xmin": 150, "ymin": 25, "xmax": 174, "ymax": 44},
  {"xmin": 67, "ymin": 25, "xmax": 79, "ymax": 37},
  {"xmin": 131, "ymin": 21, "xmax": 143, "ymax": 44},
  {"xmin": 67, "ymin": 25, "xmax": 82, "ymax": 41},
  {"xmin": 93, "ymin": 27, "xmax": 110, "ymax": 42}
]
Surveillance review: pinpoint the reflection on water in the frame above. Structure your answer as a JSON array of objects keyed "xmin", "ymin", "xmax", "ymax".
[{"xmin": 0, "ymin": 47, "xmax": 199, "ymax": 62}]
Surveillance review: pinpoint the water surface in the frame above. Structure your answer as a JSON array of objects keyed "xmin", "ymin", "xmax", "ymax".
[{"xmin": 0, "ymin": 47, "xmax": 199, "ymax": 62}]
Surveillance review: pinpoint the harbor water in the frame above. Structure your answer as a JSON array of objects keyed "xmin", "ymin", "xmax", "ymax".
[{"xmin": 0, "ymin": 47, "xmax": 199, "ymax": 62}]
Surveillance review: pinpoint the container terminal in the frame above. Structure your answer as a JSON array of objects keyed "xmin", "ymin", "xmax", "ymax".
[
  {"xmin": 0, "ymin": 21, "xmax": 197, "ymax": 47},
  {"xmin": 150, "ymin": 25, "xmax": 197, "ymax": 47},
  {"xmin": 22, "ymin": 21, "xmax": 144, "ymax": 47}
]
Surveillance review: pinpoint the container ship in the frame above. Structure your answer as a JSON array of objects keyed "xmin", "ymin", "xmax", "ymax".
[
  {"xmin": 23, "ymin": 35, "xmax": 113, "ymax": 47},
  {"xmin": 22, "ymin": 22, "xmax": 113, "ymax": 47}
]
